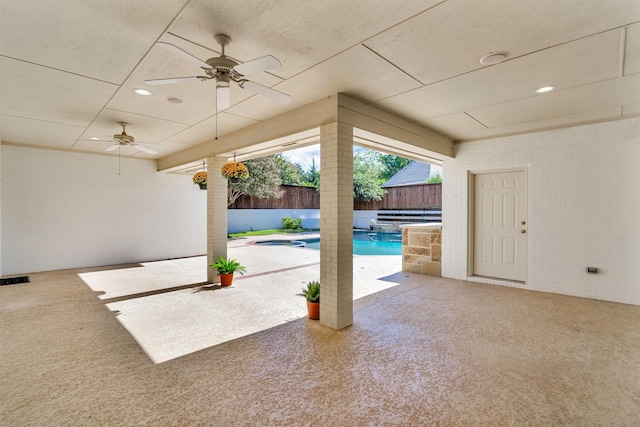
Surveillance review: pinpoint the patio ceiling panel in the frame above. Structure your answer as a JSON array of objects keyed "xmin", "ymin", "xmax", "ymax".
[
  {"xmin": 0, "ymin": 116, "xmax": 85, "ymax": 150},
  {"xmin": 364, "ymin": 0, "xmax": 638, "ymax": 87},
  {"xmin": 466, "ymin": 74, "xmax": 640, "ymax": 129},
  {"xmin": 0, "ymin": 57, "xmax": 117, "ymax": 144},
  {"xmin": 163, "ymin": 0, "xmax": 441, "ymax": 80},
  {"xmin": 372, "ymin": 28, "xmax": 624, "ymax": 128},
  {"xmin": 0, "ymin": 0, "xmax": 190, "ymax": 84}
]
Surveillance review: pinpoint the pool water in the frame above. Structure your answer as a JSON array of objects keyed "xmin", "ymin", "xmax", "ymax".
[{"xmin": 257, "ymin": 231, "xmax": 402, "ymax": 255}]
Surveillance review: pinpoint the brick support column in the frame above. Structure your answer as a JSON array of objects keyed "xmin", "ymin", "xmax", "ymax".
[
  {"xmin": 207, "ymin": 156, "xmax": 228, "ymax": 283},
  {"xmin": 320, "ymin": 121, "xmax": 353, "ymax": 329}
]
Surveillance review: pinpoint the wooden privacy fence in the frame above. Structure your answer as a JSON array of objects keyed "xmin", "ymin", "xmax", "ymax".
[
  {"xmin": 355, "ymin": 183, "xmax": 441, "ymax": 210},
  {"xmin": 229, "ymin": 185, "xmax": 318, "ymax": 209},
  {"xmin": 228, "ymin": 183, "xmax": 441, "ymax": 210}
]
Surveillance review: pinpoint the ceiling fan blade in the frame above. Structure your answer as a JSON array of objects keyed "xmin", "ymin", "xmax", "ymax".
[
  {"xmin": 241, "ymin": 80, "xmax": 291, "ymax": 104},
  {"xmin": 105, "ymin": 144, "xmax": 120, "ymax": 152},
  {"xmin": 234, "ymin": 55, "xmax": 282, "ymax": 76},
  {"xmin": 156, "ymin": 42, "xmax": 212, "ymax": 69},
  {"xmin": 134, "ymin": 145, "xmax": 158, "ymax": 155},
  {"xmin": 145, "ymin": 76, "xmax": 203, "ymax": 85}
]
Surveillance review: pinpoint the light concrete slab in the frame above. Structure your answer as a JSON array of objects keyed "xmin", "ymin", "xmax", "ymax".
[{"xmin": 80, "ymin": 235, "xmax": 402, "ymax": 363}]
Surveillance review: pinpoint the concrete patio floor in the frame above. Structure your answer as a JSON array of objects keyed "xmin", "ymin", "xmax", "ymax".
[
  {"xmin": 1, "ymin": 234, "xmax": 639, "ymax": 426},
  {"xmin": 77, "ymin": 233, "xmax": 403, "ymax": 363}
]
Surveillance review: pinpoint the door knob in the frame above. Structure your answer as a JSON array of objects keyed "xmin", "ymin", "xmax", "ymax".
[
  {"xmin": 521, "ymin": 230, "xmax": 526, "ymax": 234},
  {"xmin": 521, "ymin": 221, "xmax": 526, "ymax": 225}
]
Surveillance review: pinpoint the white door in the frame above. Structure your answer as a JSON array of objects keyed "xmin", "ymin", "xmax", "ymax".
[{"xmin": 473, "ymin": 170, "xmax": 527, "ymax": 281}]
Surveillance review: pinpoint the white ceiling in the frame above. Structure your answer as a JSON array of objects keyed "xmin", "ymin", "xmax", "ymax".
[{"xmin": 1, "ymin": 0, "xmax": 639, "ymax": 164}]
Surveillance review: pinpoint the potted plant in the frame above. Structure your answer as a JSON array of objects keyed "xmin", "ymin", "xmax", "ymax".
[
  {"xmin": 209, "ymin": 256, "xmax": 246, "ymax": 286},
  {"xmin": 370, "ymin": 218, "xmax": 376, "ymax": 230},
  {"xmin": 220, "ymin": 161, "xmax": 249, "ymax": 183},
  {"xmin": 192, "ymin": 171, "xmax": 207, "ymax": 190},
  {"xmin": 297, "ymin": 279, "xmax": 320, "ymax": 320}
]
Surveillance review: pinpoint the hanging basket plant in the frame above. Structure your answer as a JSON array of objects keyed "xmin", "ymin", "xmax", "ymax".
[
  {"xmin": 192, "ymin": 171, "xmax": 207, "ymax": 189},
  {"xmin": 221, "ymin": 161, "xmax": 249, "ymax": 182}
]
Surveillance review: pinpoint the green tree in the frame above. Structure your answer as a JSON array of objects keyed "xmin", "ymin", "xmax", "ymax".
[
  {"xmin": 377, "ymin": 153, "xmax": 412, "ymax": 181},
  {"xmin": 302, "ymin": 158, "xmax": 320, "ymax": 189},
  {"xmin": 273, "ymin": 153, "xmax": 304, "ymax": 185},
  {"xmin": 228, "ymin": 155, "xmax": 284, "ymax": 206},
  {"xmin": 353, "ymin": 149, "xmax": 386, "ymax": 202},
  {"xmin": 427, "ymin": 171, "xmax": 442, "ymax": 184}
]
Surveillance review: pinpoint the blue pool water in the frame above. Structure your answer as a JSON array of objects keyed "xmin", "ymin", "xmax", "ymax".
[{"xmin": 257, "ymin": 231, "xmax": 402, "ymax": 255}]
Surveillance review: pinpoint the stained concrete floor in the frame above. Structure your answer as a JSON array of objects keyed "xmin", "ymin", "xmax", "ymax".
[{"xmin": 1, "ymin": 236, "xmax": 639, "ymax": 426}]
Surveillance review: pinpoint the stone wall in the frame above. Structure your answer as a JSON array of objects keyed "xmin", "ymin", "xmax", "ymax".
[{"xmin": 401, "ymin": 224, "xmax": 442, "ymax": 277}]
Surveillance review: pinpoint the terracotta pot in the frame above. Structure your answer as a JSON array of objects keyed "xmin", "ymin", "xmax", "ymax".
[
  {"xmin": 306, "ymin": 301, "xmax": 320, "ymax": 320},
  {"xmin": 219, "ymin": 273, "xmax": 234, "ymax": 286}
]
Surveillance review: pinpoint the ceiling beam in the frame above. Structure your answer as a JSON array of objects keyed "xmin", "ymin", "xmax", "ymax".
[
  {"xmin": 158, "ymin": 96, "xmax": 338, "ymax": 171},
  {"xmin": 157, "ymin": 93, "xmax": 454, "ymax": 171},
  {"xmin": 336, "ymin": 94, "xmax": 454, "ymax": 159}
]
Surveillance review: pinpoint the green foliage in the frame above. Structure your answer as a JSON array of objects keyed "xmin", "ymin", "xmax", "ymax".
[
  {"xmin": 297, "ymin": 279, "xmax": 320, "ymax": 302},
  {"xmin": 228, "ymin": 155, "xmax": 284, "ymax": 206},
  {"xmin": 209, "ymin": 256, "xmax": 247, "ymax": 275},
  {"xmin": 302, "ymin": 158, "xmax": 320, "ymax": 189},
  {"xmin": 353, "ymin": 149, "xmax": 387, "ymax": 202},
  {"xmin": 377, "ymin": 153, "xmax": 412, "ymax": 181},
  {"xmin": 228, "ymin": 228, "xmax": 319, "ymax": 238},
  {"xmin": 273, "ymin": 153, "xmax": 305, "ymax": 185},
  {"xmin": 264, "ymin": 148, "xmax": 415, "ymax": 204},
  {"xmin": 281, "ymin": 215, "xmax": 302, "ymax": 229},
  {"xmin": 427, "ymin": 172, "xmax": 442, "ymax": 184}
]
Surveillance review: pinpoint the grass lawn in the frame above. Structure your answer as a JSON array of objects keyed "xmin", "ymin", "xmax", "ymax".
[{"xmin": 228, "ymin": 228, "xmax": 319, "ymax": 238}]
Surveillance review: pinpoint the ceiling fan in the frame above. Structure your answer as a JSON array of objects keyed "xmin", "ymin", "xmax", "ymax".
[
  {"xmin": 145, "ymin": 34, "xmax": 291, "ymax": 110},
  {"xmin": 102, "ymin": 122, "xmax": 158, "ymax": 155}
]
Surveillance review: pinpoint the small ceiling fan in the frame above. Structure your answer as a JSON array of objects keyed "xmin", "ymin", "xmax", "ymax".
[
  {"xmin": 145, "ymin": 34, "xmax": 291, "ymax": 110},
  {"xmin": 102, "ymin": 122, "xmax": 158, "ymax": 155}
]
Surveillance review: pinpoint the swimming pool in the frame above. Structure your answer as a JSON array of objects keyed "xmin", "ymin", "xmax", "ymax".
[{"xmin": 255, "ymin": 231, "xmax": 402, "ymax": 255}]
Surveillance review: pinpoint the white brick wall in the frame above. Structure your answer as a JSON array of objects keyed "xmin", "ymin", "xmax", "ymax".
[
  {"xmin": 443, "ymin": 118, "xmax": 640, "ymax": 305},
  {"xmin": 320, "ymin": 122, "xmax": 354, "ymax": 329},
  {"xmin": 1, "ymin": 145, "xmax": 206, "ymax": 275},
  {"xmin": 208, "ymin": 155, "xmax": 229, "ymax": 283},
  {"xmin": 0, "ymin": 141, "xmax": 3, "ymax": 276}
]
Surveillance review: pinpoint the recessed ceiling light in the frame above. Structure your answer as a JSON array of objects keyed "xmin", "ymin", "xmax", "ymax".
[
  {"xmin": 535, "ymin": 85, "xmax": 556, "ymax": 93},
  {"xmin": 166, "ymin": 97, "xmax": 183, "ymax": 104},
  {"xmin": 133, "ymin": 88, "xmax": 152, "ymax": 96},
  {"xmin": 479, "ymin": 52, "xmax": 509, "ymax": 66}
]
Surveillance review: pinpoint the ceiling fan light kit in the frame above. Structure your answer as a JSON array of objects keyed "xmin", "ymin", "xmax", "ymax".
[
  {"xmin": 145, "ymin": 33, "xmax": 291, "ymax": 110},
  {"xmin": 216, "ymin": 74, "xmax": 231, "ymax": 110}
]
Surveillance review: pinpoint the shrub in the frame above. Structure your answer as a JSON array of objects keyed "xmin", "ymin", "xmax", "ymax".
[
  {"xmin": 427, "ymin": 172, "xmax": 442, "ymax": 184},
  {"xmin": 281, "ymin": 215, "xmax": 302, "ymax": 229}
]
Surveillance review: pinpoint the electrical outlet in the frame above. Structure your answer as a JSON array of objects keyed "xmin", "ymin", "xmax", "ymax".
[{"xmin": 586, "ymin": 267, "xmax": 598, "ymax": 274}]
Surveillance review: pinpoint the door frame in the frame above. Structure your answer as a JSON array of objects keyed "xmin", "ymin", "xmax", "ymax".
[{"xmin": 467, "ymin": 168, "xmax": 528, "ymax": 283}]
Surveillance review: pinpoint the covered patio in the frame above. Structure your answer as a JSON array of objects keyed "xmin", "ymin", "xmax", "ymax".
[
  {"xmin": 160, "ymin": 93, "xmax": 453, "ymax": 330},
  {"xmin": 1, "ymin": 241, "xmax": 638, "ymax": 425}
]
